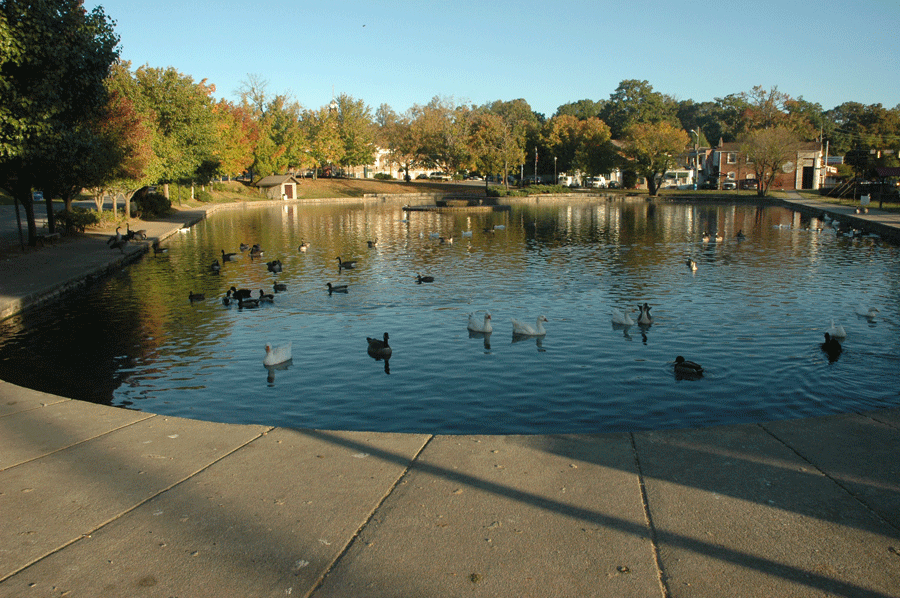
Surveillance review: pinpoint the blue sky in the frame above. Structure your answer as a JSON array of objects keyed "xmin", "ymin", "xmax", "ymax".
[{"xmin": 92, "ymin": 0, "xmax": 900, "ymax": 117}]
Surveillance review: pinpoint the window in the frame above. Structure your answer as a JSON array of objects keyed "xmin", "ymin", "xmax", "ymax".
[{"xmin": 726, "ymin": 153, "xmax": 737, "ymax": 164}]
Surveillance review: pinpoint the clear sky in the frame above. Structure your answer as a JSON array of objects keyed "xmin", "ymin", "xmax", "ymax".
[{"xmin": 92, "ymin": 0, "xmax": 900, "ymax": 117}]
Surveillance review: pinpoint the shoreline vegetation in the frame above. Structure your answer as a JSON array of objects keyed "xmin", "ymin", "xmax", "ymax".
[{"xmin": 1, "ymin": 178, "xmax": 896, "ymax": 240}]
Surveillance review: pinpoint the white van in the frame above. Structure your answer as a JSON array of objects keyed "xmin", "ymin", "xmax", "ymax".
[
  {"xmin": 558, "ymin": 175, "xmax": 575, "ymax": 187},
  {"xmin": 585, "ymin": 176, "xmax": 607, "ymax": 188}
]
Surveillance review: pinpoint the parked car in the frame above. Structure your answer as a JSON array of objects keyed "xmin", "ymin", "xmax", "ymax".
[
  {"xmin": 429, "ymin": 172, "xmax": 451, "ymax": 181},
  {"xmin": 700, "ymin": 179, "xmax": 718, "ymax": 190},
  {"xmin": 607, "ymin": 181, "xmax": 620, "ymax": 189},
  {"xmin": 739, "ymin": 179, "xmax": 759, "ymax": 190},
  {"xmin": 722, "ymin": 181, "xmax": 737, "ymax": 190}
]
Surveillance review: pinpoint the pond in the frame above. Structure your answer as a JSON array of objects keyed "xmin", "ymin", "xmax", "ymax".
[{"xmin": 0, "ymin": 196, "xmax": 898, "ymax": 435}]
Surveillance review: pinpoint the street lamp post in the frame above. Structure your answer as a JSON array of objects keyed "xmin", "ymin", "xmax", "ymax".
[
  {"xmin": 690, "ymin": 129, "xmax": 700, "ymax": 190},
  {"xmin": 554, "ymin": 156, "xmax": 557, "ymax": 184}
]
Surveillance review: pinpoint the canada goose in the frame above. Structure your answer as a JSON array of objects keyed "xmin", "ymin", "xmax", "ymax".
[
  {"xmin": 367, "ymin": 332, "xmax": 392, "ymax": 360},
  {"xmin": 274, "ymin": 281, "xmax": 287, "ymax": 292},
  {"xmin": 298, "ymin": 241, "xmax": 310, "ymax": 252},
  {"xmin": 221, "ymin": 249, "xmax": 237, "ymax": 262},
  {"xmin": 367, "ymin": 238, "xmax": 378, "ymax": 248},
  {"xmin": 638, "ymin": 303, "xmax": 653, "ymax": 325},
  {"xmin": 210, "ymin": 259, "xmax": 221, "ymax": 273},
  {"xmin": 416, "ymin": 274, "xmax": 434, "ymax": 283},
  {"xmin": 686, "ymin": 258, "xmax": 697, "ymax": 271},
  {"xmin": 237, "ymin": 296, "xmax": 260, "ymax": 309},
  {"xmin": 125, "ymin": 223, "xmax": 146, "ymax": 240},
  {"xmin": 336, "ymin": 257, "xmax": 357, "ymax": 269},
  {"xmin": 266, "ymin": 259, "xmax": 283, "ymax": 273},
  {"xmin": 229, "ymin": 286, "xmax": 252, "ymax": 300},
  {"xmin": 249, "ymin": 244, "xmax": 263, "ymax": 258},
  {"xmin": 326, "ymin": 282, "xmax": 348, "ymax": 293},
  {"xmin": 821, "ymin": 333, "xmax": 842, "ymax": 361},
  {"xmin": 188, "ymin": 291, "xmax": 205, "ymax": 303},
  {"xmin": 258, "ymin": 289, "xmax": 274, "ymax": 303}
]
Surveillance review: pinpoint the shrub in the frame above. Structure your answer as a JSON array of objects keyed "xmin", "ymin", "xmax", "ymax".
[
  {"xmin": 55, "ymin": 206, "xmax": 99, "ymax": 233},
  {"xmin": 373, "ymin": 172, "xmax": 394, "ymax": 180},
  {"xmin": 194, "ymin": 189, "xmax": 213, "ymax": 202},
  {"xmin": 134, "ymin": 192, "xmax": 172, "ymax": 218}
]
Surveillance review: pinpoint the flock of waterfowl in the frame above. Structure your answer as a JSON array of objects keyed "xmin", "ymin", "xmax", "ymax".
[{"xmin": 175, "ymin": 208, "xmax": 882, "ymax": 379}]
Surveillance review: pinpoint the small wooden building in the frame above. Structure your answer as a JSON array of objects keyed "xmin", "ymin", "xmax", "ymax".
[{"xmin": 255, "ymin": 175, "xmax": 300, "ymax": 200}]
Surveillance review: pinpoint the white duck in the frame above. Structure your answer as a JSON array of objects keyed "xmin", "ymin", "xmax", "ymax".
[
  {"xmin": 468, "ymin": 312, "xmax": 493, "ymax": 333},
  {"xmin": 512, "ymin": 315, "xmax": 548, "ymax": 336},
  {"xmin": 611, "ymin": 308, "xmax": 634, "ymax": 326},
  {"xmin": 826, "ymin": 319, "xmax": 847, "ymax": 339},
  {"xmin": 855, "ymin": 305, "xmax": 879, "ymax": 318},
  {"xmin": 263, "ymin": 342, "xmax": 292, "ymax": 366}
]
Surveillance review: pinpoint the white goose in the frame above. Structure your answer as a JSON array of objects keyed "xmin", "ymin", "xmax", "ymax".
[
  {"xmin": 512, "ymin": 315, "xmax": 548, "ymax": 336},
  {"xmin": 467, "ymin": 312, "xmax": 492, "ymax": 333},
  {"xmin": 611, "ymin": 308, "xmax": 634, "ymax": 326},
  {"xmin": 826, "ymin": 319, "xmax": 847, "ymax": 339},
  {"xmin": 856, "ymin": 305, "xmax": 879, "ymax": 318},
  {"xmin": 264, "ymin": 342, "xmax": 292, "ymax": 366}
]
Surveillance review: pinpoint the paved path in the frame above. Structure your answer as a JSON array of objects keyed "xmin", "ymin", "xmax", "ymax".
[{"xmin": 1, "ymin": 196, "xmax": 899, "ymax": 597}]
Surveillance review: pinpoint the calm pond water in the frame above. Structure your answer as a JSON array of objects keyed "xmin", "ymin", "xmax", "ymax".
[{"xmin": 1, "ymin": 196, "xmax": 898, "ymax": 434}]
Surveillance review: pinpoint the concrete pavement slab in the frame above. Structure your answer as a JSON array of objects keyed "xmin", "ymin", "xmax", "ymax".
[
  {"xmin": 762, "ymin": 412, "xmax": 900, "ymax": 530},
  {"xmin": 0, "ymin": 414, "xmax": 268, "ymax": 581},
  {"xmin": 0, "ymin": 397, "xmax": 153, "ymax": 470},
  {"xmin": 634, "ymin": 423, "xmax": 900, "ymax": 597},
  {"xmin": 0, "ymin": 427, "xmax": 430, "ymax": 598},
  {"xmin": 0, "ymin": 380, "xmax": 68, "ymax": 417},
  {"xmin": 313, "ymin": 434, "xmax": 661, "ymax": 598}
]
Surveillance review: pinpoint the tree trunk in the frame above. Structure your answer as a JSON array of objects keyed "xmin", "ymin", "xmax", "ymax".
[{"xmin": 44, "ymin": 195, "xmax": 56, "ymax": 234}]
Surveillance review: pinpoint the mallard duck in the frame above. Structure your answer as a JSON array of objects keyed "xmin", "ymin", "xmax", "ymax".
[
  {"xmin": 336, "ymin": 257, "xmax": 356, "ymax": 269},
  {"xmin": 674, "ymin": 356, "xmax": 703, "ymax": 377},
  {"xmin": 249, "ymin": 244, "xmax": 263, "ymax": 257},
  {"xmin": 229, "ymin": 286, "xmax": 252, "ymax": 300},
  {"xmin": 210, "ymin": 259, "xmax": 221, "ymax": 273},
  {"xmin": 266, "ymin": 259, "xmax": 283, "ymax": 273},
  {"xmin": 188, "ymin": 291, "xmax": 205, "ymax": 303},
  {"xmin": 439, "ymin": 236, "xmax": 453, "ymax": 244},
  {"xmin": 222, "ymin": 290, "xmax": 233, "ymax": 306},
  {"xmin": 416, "ymin": 274, "xmax": 434, "ymax": 283},
  {"xmin": 512, "ymin": 315, "xmax": 548, "ymax": 336},
  {"xmin": 258, "ymin": 289, "xmax": 274, "ymax": 302},
  {"xmin": 701, "ymin": 232, "xmax": 711, "ymax": 243},
  {"xmin": 222, "ymin": 249, "xmax": 237, "ymax": 262},
  {"xmin": 239, "ymin": 243, "xmax": 250, "ymax": 251},
  {"xmin": 468, "ymin": 312, "xmax": 492, "ymax": 333},
  {"xmin": 326, "ymin": 282, "xmax": 348, "ymax": 293},
  {"xmin": 367, "ymin": 238, "xmax": 378, "ymax": 248},
  {"xmin": 274, "ymin": 281, "xmax": 287, "ymax": 292},
  {"xmin": 367, "ymin": 332, "xmax": 392, "ymax": 360},
  {"xmin": 298, "ymin": 241, "xmax": 310, "ymax": 252}
]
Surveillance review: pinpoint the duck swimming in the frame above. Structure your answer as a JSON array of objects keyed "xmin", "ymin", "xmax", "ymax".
[
  {"xmin": 367, "ymin": 332, "xmax": 392, "ymax": 360},
  {"xmin": 258, "ymin": 289, "xmax": 274, "ymax": 303},
  {"xmin": 512, "ymin": 315, "xmax": 548, "ymax": 336},
  {"xmin": 274, "ymin": 281, "xmax": 287, "ymax": 292},
  {"xmin": 826, "ymin": 319, "xmax": 846, "ymax": 339},
  {"xmin": 673, "ymin": 356, "xmax": 703, "ymax": 377},
  {"xmin": 468, "ymin": 312, "xmax": 492, "ymax": 333},
  {"xmin": 611, "ymin": 308, "xmax": 634, "ymax": 326},
  {"xmin": 416, "ymin": 274, "xmax": 435, "ymax": 283},
  {"xmin": 189, "ymin": 291, "xmax": 205, "ymax": 303},
  {"xmin": 326, "ymin": 282, "xmax": 348, "ymax": 293},
  {"xmin": 638, "ymin": 303, "xmax": 653, "ymax": 325}
]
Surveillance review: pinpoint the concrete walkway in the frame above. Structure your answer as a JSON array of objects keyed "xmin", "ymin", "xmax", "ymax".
[{"xmin": 1, "ymin": 196, "xmax": 899, "ymax": 597}]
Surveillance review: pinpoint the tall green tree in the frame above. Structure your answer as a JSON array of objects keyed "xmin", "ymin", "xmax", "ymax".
[
  {"xmin": 554, "ymin": 99, "xmax": 605, "ymax": 120},
  {"xmin": 620, "ymin": 121, "xmax": 689, "ymax": 196},
  {"xmin": 600, "ymin": 80, "xmax": 679, "ymax": 139},
  {"xmin": 302, "ymin": 105, "xmax": 344, "ymax": 178},
  {"xmin": 0, "ymin": 0, "xmax": 119, "ymax": 244},
  {"xmin": 336, "ymin": 93, "xmax": 375, "ymax": 175},
  {"xmin": 132, "ymin": 66, "xmax": 219, "ymax": 195},
  {"xmin": 740, "ymin": 126, "xmax": 801, "ymax": 196}
]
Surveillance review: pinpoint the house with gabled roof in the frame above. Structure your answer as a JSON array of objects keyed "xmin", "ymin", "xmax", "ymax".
[{"xmin": 255, "ymin": 174, "xmax": 300, "ymax": 200}]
